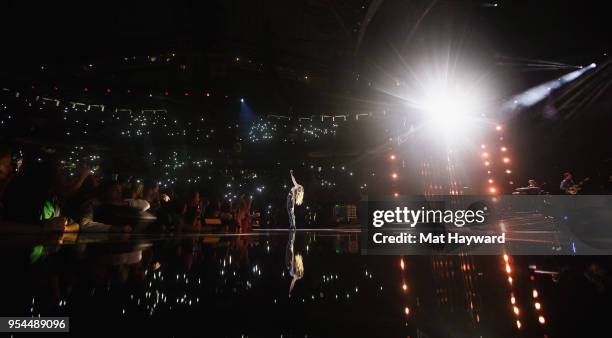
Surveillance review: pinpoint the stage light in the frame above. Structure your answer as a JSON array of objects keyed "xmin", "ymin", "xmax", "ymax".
[
  {"xmin": 501, "ymin": 146, "xmax": 507, "ymax": 152},
  {"xmin": 503, "ymin": 157, "xmax": 510, "ymax": 163},
  {"xmin": 240, "ymin": 98, "xmax": 245, "ymax": 103},
  {"xmin": 390, "ymin": 154, "xmax": 396, "ymax": 160},
  {"xmin": 532, "ymin": 290, "xmax": 538, "ymax": 298},
  {"xmin": 505, "ymin": 169, "xmax": 512, "ymax": 174},
  {"xmin": 404, "ymin": 307, "xmax": 410, "ymax": 315},
  {"xmin": 482, "ymin": 152, "xmax": 488, "ymax": 157},
  {"xmin": 503, "ymin": 63, "xmax": 597, "ymax": 111},
  {"xmin": 535, "ymin": 302, "xmax": 541, "ymax": 310},
  {"xmin": 392, "ymin": 173, "xmax": 398, "ymax": 179},
  {"xmin": 496, "ymin": 125, "xmax": 502, "ymax": 131},
  {"xmin": 538, "ymin": 316, "xmax": 546, "ymax": 324},
  {"xmin": 419, "ymin": 87, "xmax": 480, "ymax": 135},
  {"xmin": 407, "ymin": 69, "xmax": 489, "ymax": 139}
]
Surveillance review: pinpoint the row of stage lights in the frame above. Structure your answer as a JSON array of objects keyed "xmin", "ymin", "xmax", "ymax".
[
  {"xmin": 483, "ymin": 124, "xmax": 513, "ymax": 194},
  {"xmin": 399, "ymin": 257, "xmax": 411, "ymax": 321},
  {"xmin": 389, "ymin": 154, "xmax": 400, "ymax": 197},
  {"xmin": 503, "ymin": 254, "xmax": 547, "ymax": 331},
  {"xmin": 387, "ymin": 125, "xmax": 503, "ymax": 197}
]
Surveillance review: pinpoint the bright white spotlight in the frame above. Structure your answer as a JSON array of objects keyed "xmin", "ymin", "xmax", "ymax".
[
  {"xmin": 240, "ymin": 98, "xmax": 245, "ymax": 103},
  {"xmin": 419, "ymin": 86, "xmax": 480, "ymax": 134}
]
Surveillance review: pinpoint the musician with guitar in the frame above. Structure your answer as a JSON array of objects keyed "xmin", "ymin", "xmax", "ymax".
[{"xmin": 560, "ymin": 172, "xmax": 589, "ymax": 195}]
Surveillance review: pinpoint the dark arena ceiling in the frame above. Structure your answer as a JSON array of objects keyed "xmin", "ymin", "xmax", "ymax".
[{"xmin": 1, "ymin": 0, "xmax": 610, "ymax": 115}]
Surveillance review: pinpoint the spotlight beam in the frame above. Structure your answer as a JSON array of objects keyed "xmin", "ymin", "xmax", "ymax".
[{"xmin": 501, "ymin": 62, "xmax": 596, "ymax": 112}]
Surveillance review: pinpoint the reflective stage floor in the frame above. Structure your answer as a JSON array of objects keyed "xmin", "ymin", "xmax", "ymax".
[{"xmin": 0, "ymin": 229, "xmax": 610, "ymax": 337}]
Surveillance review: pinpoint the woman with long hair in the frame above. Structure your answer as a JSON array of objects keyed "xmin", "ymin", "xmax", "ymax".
[{"xmin": 287, "ymin": 170, "xmax": 304, "ymax": 229}]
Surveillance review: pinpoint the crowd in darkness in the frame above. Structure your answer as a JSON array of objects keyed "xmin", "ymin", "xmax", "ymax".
[
  {"xmin": 0, "ymin": 145, "xmax": 260, "ymax": 233},
  {"xmin": 0, "ymin": 89, "xmax": 390, "ymax": 234}
]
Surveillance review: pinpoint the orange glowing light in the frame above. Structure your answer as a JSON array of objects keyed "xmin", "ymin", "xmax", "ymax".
[
  {"xmin": 505, "ymin": 169, "xmax": 512, "ymax": 174},
  {"xmin": 538, "ymin": 316, "xmax": 546, "ymax": 324},
  {"xmin": 489, "ymin": 187, "xmax": 497, "ymax": 193},
  {"xmin": 516, "ymin": 320, "xmax": 522, "ymax": 329},
  {"xmin": 503, "ymin": 254, "xmax": 509, "ymax": 262},
  {"xmin": 394, "ymin": 192, "xmax": 399, "ymax": 197},
  {"xmin": 505, "ymin": 263, "xmax": 511, "ymax": 274},
  {"xmin": 503, "ymin": 157, "xmax": 510, "ymax": 163},
  {"xmin": 488, "ymin": 179, "xmax": 493, "ymax": 183},
  {"xmin": 513, "ymin": 306, "xmax": 520, "ymax": 315},
  {"xmin": 484, "ymin": 161, "xmax": 490, "ymax": 166},
  {"xmin": 511, "ymin": 296, "xmax": 516, "ymax": 305},
  {"xmin": 404, "ymin": 307, "xmax": 410, "ymax": 315},
  {"xmin": 400, "ymin": 259, "xmax": 405, "ymax": 270},
  {"xmin": 508, "ymin": 276, "xmax": 513, "ymax": 285},
  {"xmin": 501, "ymin": 146, "xmax": 507, "ymax": 152},
  {"xmin": 402, "ymin": 283, "xmax": 408, "ymax": 292}
]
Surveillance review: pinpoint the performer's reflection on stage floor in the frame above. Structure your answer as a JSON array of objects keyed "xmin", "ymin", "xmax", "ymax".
[{"xmin": 285, "ymin": 228, "xmax": 304, "ymax": 297}]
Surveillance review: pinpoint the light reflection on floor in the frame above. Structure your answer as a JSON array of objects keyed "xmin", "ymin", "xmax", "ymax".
[{"xmin": 0, "ymin": 230, "xmax": 609, "ymax": 337}]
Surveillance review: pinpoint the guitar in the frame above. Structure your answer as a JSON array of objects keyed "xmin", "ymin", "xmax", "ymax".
[{"xmin": 566, "ymin": 177, "xmax": 590, "ymax": 195}]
